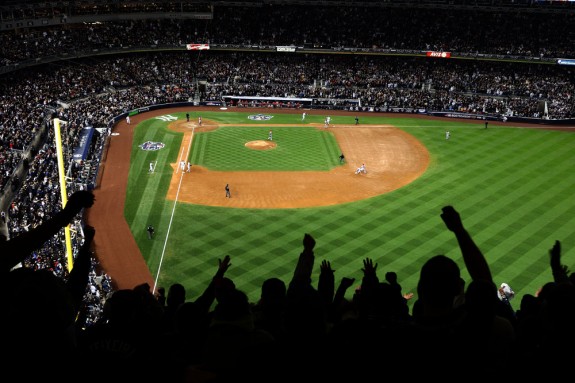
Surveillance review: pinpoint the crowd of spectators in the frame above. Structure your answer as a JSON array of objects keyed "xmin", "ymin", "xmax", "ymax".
[
  {"xmin": 7, "ymin": 50, "xmax": 568, "ymax": 121},
  {"xmin": 1, "ymin": 6, "xmax": 574, "ymax": 67},
  {"xmin": 197, "ymin": 52, "xmax": 574, "ymax": 118}
]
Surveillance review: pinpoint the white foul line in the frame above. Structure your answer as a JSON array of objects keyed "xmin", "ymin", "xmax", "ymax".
[{"xmin": 153, "ymin": 126, "xmax": 195, "ymax": 292}]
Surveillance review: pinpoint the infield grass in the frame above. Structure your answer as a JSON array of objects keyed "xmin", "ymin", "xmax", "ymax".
[
  {"xmin": 192, "ymin": 125, "xmax": 340, "ymax": 171},
  {"xmin": 125, "ymin": 110, "xmax": 575, "ymax": 311}
]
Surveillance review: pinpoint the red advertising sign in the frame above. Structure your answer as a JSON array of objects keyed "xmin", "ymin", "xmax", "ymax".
[
  {"xmin": 186, "ymin": 43, "xmax": 210, "ymax": 50},
  {"xmin": 426, "ymin": 51, "xmax": 451, "ymax": 58}
]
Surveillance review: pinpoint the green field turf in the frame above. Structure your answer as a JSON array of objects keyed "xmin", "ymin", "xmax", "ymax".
[
  {"xmin": 125, "ymin": 110, "xmax": 575, "ymax": 311},
  {"xmin": 191, "ymin": 125, "xmax": 340, "ymax": 171}
]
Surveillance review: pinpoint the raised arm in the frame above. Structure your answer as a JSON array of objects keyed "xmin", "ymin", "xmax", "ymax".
[
  {"xmin": 291, "ymin": 233, "xmax": 316, "ymax": 287},
  {"xmin": 361, "ymin": 257, "xmax": 380, "ymax": 289},
  {"xmin": 195, "ymin": 254, "xmax": 232, "ymax": 312},
  {"xmin": 66, "ymin": 224, "xmax": 96, "ymax": 313},
  {"xmin": 332, "ymin": 276, "xmax": 355, "ymax": 318},
  {"xmin": 440, "ymin": 205, "xmax": 492, "ymax": 282},
  {"xmin": 1, "ymin": 190, "xmax": 95, "ymax": 273},
  {"xmin": 318, "ymin": 259, "xmax": 335, "ymax": 307},
  {"xmin": 549, "ymin": 240, "xmax": 570, "ymax": 284}
]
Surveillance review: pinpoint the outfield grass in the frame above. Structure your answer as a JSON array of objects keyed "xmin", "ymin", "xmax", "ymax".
[{"xmin": 125, "ymin": 111, "xmax": 575, "ymax": 311}]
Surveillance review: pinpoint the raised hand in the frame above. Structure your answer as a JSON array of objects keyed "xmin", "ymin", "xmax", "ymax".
[
  {"xmin": 549, "ymin": 240, "xmax": 561, "ymax": 268},
  {"xmin": 362, "ymin": 257, "xmax": 378, "ymax": 276},
  {"xmin": 61, "ymin": 191, "xmax": 95, "ymax": 221},
  {"xmin": 549, "ymin": 240, "xmax": 569, "ymax": 283},
  {"xmin": 65, "ymin": 190, "xmax": 96, "ymax": 211},
  {"xmin": 292, "ymin": 234, "xmax": 315, "ymax": 284},
  {"xmin": 340, "ymin": 276, "xmax": 356, "ymax": 290},
  {"xmin": 83, "ymin": 224, "xmax": 96, "ymax": 244},
  {"xmin": 319, "ymin": 259, "xmax": 336, "ymax": 305},
  {"xmin": 320, "ymin": 260, "xmax": 335, "ymax": 274},
  {"xmin": 440, "ymin": 205, "xmax": 464, "ymax": 233},
  {"xmin": 303, "ymin": 233, "xmax": 316, "ymax": 252},
  {"xmin": 216, "ymin": 255, "xmax": 231, "ymax": 278}
]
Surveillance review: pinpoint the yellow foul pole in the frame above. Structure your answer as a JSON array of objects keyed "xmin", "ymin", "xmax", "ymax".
[{"xmin": 53, "ymin": 118, "xmax": 74, "ymax": 272}]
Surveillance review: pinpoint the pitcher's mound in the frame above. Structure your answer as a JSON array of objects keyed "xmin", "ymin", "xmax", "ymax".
[{"xmin": 245, "ymin": 140, "xmax": 277, "ymax": 150}]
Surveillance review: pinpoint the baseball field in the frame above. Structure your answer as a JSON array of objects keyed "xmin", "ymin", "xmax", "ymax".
[{"xmin": 85, "ymin": 107, "xmax": 575, "ymax": 309}]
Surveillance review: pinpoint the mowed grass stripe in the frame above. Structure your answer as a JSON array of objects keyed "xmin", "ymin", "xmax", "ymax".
[
  {"xmin": 130, "ymin": 133, "xmax": 179, "ymax": 229},
  {"xmin": 190, "ymin": 131, "xmax": 208, "ymax": 165},
  {"xmin": 318, "ymin": 130, "xmax": 341, "ymax": 167}
]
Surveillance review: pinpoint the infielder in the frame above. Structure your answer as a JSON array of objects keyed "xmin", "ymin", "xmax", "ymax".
[{"xmin": 355, "ymin": 163, "xmax": 366, "ymax": 174}]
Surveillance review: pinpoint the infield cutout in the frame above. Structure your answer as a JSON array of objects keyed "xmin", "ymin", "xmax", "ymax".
[{"xmin": 164, "ymin": 117, "xmax": 430, "ymax": 208}]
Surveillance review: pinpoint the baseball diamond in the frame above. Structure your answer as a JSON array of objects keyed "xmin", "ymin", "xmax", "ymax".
[
  {"xmin": 85, "ymin": 106, "xmax": 575, "ymax": 299},
  {"xmin": 163, "ymin": 117, "xmax": 430, "ymax": 208},
  {"xmin": 87, "ymin": 107, "xmax": 431, "ymax": 290}
]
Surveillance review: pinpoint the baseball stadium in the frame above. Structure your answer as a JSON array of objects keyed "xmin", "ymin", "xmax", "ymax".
[{"xmin": 1, "ymin": 0, "xmax": 575, "ymax": 380}]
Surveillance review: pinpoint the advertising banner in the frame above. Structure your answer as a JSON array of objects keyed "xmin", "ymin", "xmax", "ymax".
[
  {"xmin": 426, "ymin": 51, "xmax": 451, "ymax": 58},
  {"xmin": 186, "ymin": 43, "xmax": 210, "ymax": 50},
  {"xmin": 72, "ymin": 126, "xmax": 94, "ymax": 161}
]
